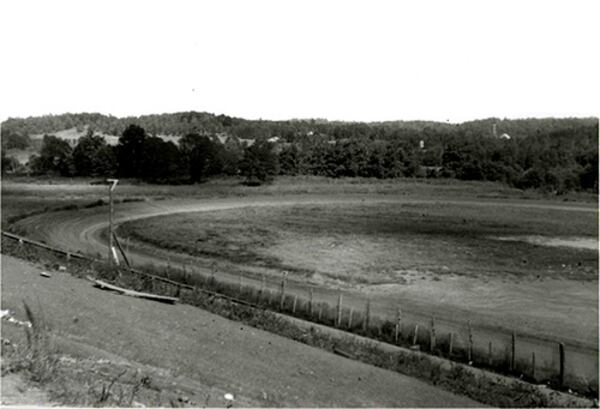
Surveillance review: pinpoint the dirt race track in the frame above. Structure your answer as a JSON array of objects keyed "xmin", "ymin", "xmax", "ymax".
[
  {"xmin": 10, "ymin": 194, "xmax": 599, "ymax": 385},
  {"xmin": 1, "ymin": 255, "xmax": 480, "ymax": 407}
]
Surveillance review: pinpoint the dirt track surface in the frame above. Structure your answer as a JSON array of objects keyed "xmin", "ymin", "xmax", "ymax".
[
  {"xmin": 0, "ymin": 255, "xmax": 480, "ymax": 407},
  {"xmin": 10, "ymin": 194, "xmax": 599, "ymax": 383}
]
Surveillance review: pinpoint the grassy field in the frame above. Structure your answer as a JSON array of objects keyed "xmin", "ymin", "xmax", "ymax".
[
  {"xmin": 2, "ymin": 174, "xmax": 596, "ymax": 226},
  {"xmin": 119, "ymin": 201, "xmax": 598, "ymax": 284},
  {"xmin": 3, "ymin": 176, "xmax": 597, "ymax": 284}
]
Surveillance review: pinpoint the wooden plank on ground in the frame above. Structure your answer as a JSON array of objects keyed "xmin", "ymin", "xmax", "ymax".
[{"xmin": 86, "ymin": 276, "xmax": 178, "ymax": 304}]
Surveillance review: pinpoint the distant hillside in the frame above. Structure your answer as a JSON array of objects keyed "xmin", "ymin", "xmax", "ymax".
[
  {"xmin": 2, "ymin": 112, "xmax": 597, "ymax": 193},
  {"xmin": 3, "ymin": 112, "xmax": 597, "ymax": 145},
  {"xmin": 1, "ymin": 112, "xmax": 598, "ymax": 192},
  {"xmin": 29, "ymin": 127, "xmax": 120, "ymax": 147}
]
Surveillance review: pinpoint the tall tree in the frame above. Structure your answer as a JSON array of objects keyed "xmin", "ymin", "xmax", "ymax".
[
  {"xmin": 139, "ymin": 137, "xmax": 183, "ymax": 182},
  {"xmin": 220, "ymin": 136, "xmax": 243, "ymax": 175},
  {"xmin": 179, "ymin": 133, "xmax": 222, "ymax": 182},
  {"xmin": 72, "ymin": 132, "xmax": 116, "ymax": 176},
  {"xmin": 240, "ymin": 140, "xmax": 279, "ymax": 184},
  {"xmin": 1, "ymin": 151, "xmax": 20, "ymax": 175},
  {"xmin": 29, "ymin": 135, "xmax": 73, "ymax": 176},
  {"xmin": 116, "ymin": 124, "xmax": 146, "ymax": 178}
]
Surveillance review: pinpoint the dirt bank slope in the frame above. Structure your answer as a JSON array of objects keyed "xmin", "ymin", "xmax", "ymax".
[{"xmin": 0, "ymin": 255, "xmax": 479, "ymax": 407}]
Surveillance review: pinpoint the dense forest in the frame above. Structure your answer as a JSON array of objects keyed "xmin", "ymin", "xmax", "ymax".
[{"xmin": 1, "ymin": 112, "xmax": 598, "ymax": 192}]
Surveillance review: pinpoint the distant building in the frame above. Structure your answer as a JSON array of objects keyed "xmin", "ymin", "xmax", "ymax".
[
  {"xmin": 420, "ymin": 165, "xmax": 443, "ymax": 177},
  {"xmin": 213, "ymin": 133, "xmax": 230, "ymax": 144},
  {"xmin": 238, "ymin": 138, "xmax": 255, "ymax": 147},
  {"xmin": 491, "ymin": 122, "xmax": 511, "ymax": 139}
]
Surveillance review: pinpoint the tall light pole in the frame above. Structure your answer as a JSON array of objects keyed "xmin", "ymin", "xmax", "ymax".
[{"xmin": 106, "ymin": 178, "xmax": 119, "ymax": 264}]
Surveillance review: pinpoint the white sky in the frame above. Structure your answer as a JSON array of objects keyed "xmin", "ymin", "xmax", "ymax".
[{"xmin": 1, "ymin": 0, "xmax": 598, "ymax": 123}]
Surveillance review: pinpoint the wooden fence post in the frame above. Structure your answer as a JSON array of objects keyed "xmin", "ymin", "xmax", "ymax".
[
  {"xmin": 448, "ymin": 332, "xmax": 454, "ymax": 356},
  {"xmin": 412, "ymin": 324, "xmax": 419, "ymax": 346},
  {"xmin": 292, "ymin": 295, "xmax": 297, "ymax": 314},
  {"xmin": 363, "ymin": 299, "xmax": 371, "ymax": 332},
  {"xmin": 239, "ymin": 274, "xmax": 243, "ymax": 294},
  {"xmin": 394, "ymin": 307, "xmax": 402, "ymax": 344},
  {"xmin": 488, "ymin": 341, "xmax": 493, "ymax": 366},
  {"xmin": 510, "ymin": 330, "xmax": 516, "ymax": 372},
  {"xmin": 430, "ymin": 316, "xmax": 436, "ymax": 352},
  {"xmin": 348, "ymin": 308, "xmax": 354, "ymax": 329},
  {"xmin": 279, "ymin": 274, "xmax": 286, "ymax": 311},
  {"xmin": 258, "ymin": 274, "xmax": 266, "ymax": 303},
  {"xmin": 336, "ymin": 292, "xmax": 343, "ymax": 327},
  {"xmin": 559, "ymin": 342, "xmax": 565, "ymax": 386},
  {"xmin": 467, "ymin": 320, "xmax": 473, "ymax": 362},
  {"xmin": 318, "ymin": 303, "xmax": 323, "ymax": 322}
]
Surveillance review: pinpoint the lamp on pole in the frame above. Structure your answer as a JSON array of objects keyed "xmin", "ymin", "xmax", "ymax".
[{"xmin": 106, "ymin": 178, "xmax": 119, "ymax": 264}]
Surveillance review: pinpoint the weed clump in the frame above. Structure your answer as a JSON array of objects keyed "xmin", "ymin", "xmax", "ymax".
[{"xmin": 3, "ymin": 302, "xmax": 58, "ymax": 384}]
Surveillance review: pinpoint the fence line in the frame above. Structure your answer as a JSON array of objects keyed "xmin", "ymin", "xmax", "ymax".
[
  {"xmin": 2, "ymin": 230, "xmax": 595, "ymax": 394},
  {"xmin": 0, "ymin": 231, "xmax": 254, "ymax": 307},
  {"xmin": 2, "ymin": 231, "xmax": 92, "ymax": 261}
]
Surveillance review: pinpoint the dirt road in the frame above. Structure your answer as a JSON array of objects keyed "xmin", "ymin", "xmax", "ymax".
[
  {"xmin": 1, "ymin": 255, "xmax": 480, "ymax": 407},
  {"xmin": 10, "ymin": 194, "xmax": 599, "ymax": 385}
]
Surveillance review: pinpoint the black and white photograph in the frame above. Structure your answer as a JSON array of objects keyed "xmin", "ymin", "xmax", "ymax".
[{"xmin": 0, "ymin": 0, "xmax": 598, "ymax": 407}]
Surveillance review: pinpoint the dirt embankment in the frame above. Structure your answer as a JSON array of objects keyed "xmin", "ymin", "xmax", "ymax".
[{"xmin": 1, "ymin": 255, "xmax": 480, "ymax": 407}]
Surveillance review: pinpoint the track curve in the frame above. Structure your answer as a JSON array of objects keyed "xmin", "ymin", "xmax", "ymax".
[{"xmin": 12, "ymin": 194, "xmax": 599, "ymax": 385}]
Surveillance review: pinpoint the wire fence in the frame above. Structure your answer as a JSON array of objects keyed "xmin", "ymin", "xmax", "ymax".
[{"xmin": 1, "ymin": 230, "xmax": 597, "ymax": 396}]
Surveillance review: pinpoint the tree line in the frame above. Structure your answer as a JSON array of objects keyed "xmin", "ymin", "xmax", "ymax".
[
  {"xmin": 275, "ymin": 125, "xmax": 598, "ymax": 193},
  {"xmin": 3, "ymin": 112, "xmax": 597, "ymax": 143},
  {"xmin": 9, "ymin": 125, "xmax": 278, "ymax": 185},
  {"xmin": 1, "ymin": 113, "xmax": 598, "ymax": 192}
]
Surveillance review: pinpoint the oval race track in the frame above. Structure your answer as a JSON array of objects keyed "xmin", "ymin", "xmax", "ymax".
[{"xmin": 12, "ymin": 194, "xmax": 599, "ymax": 385}]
